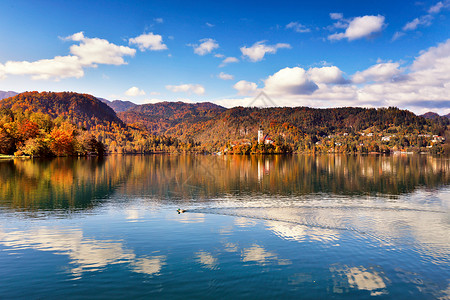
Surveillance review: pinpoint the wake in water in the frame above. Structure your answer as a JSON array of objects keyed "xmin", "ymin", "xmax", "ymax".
[{"xmin": 176, "ymin": 201, "xmax": 449, "ymax": 262}]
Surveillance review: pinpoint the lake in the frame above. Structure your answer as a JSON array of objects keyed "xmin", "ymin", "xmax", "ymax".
[{"xmin": 0, "ymin": 154, "xmax": 449, "ymax": 299}]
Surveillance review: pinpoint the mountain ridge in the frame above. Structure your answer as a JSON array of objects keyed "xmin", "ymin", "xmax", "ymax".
[
  {"xmin": 0, "ymin": 91, "xmax": 124, "ymax": 129},
  {"xmin": 0, "ymin": 91, "xmax": 448, "ymax": 155},
  {"xmin": 0, "ymin": 91, "xmax": 18, "ymax": 100}
]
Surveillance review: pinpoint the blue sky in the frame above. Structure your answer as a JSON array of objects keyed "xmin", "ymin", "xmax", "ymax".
[{"xmin": 0, "ymin": 0, "xmax": 449, "ymax": 114}]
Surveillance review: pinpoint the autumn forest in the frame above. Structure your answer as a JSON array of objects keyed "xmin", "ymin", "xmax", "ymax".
[{"xmin": 0, "ymin": 91, "xmax": 448, "ymax": 157}]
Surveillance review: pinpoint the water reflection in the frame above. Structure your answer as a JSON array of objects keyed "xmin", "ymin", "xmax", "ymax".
[
  {"xmin": 131, "ymin": 256, "xmax": 166, "ymax": 275},
  {"xmin": 0, "ymin": 157, "xmax": 129, "ymax": 211},
  {"xmin": 0, "ymin": 155, "xmax": 448, "ymax": 212},
  {"xmin": 0, "ymin": 225, "xmax": 166, "ymax": 278},
  {"xmin": 330, "ymin": 264, "xmax": 389, "ymax": 296},
  {"xmin": 195, "ymin": 251, "xmax": 218, "ymax": 270},
  {"xmin": 241, "ymin": 244, "xmax": 291, "ymax": 266},
  {"xmin": 266, "ymin": 221, "xmax": 340, "ymax": 243}
]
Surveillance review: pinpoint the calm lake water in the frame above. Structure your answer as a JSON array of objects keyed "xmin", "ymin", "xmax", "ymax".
[{"xmin": 0, "ymin": 154, "xmax": 449, "ymax": 299}]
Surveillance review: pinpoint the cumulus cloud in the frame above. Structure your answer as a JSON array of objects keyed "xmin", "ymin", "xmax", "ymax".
[
  {"xmin": 307, "ymin": 66, "xmax": 348, "ymax": 84},
  {"xmin": 191, "ymin": 38, "xmax": 219, "ymax": 55},
  {"xmin": 352, "ymin": 62, "xmax": 402, "ymax": 84},
  {"xmin": 328, "ymin": 15, "xmax": 385, "ymax": 41},
  {"xmin": 218, "ymin": 72, "xmax": 234, "ymax": 80},
  {"xmin": 0, "ymin": 32, "xmax": 135, "ymax": 81},
  {"xmin": 264, "ymin": 67, "xmax": 318, "ymax": 95},
  {"xmin": 166, "ymin": 84, "xmax": 205, "ymax": 95},
  {"xmin": 0, "ymin": 55, "xmax": 84, "ymax": 80},
  {"xmin": 68, "ymin": 32, "xmax": 136, "ymax": 66},
  {"xmin": 129, "ymin": 33, "xmax": 168, "ymax": 51},
  {"xmin": 125, "ymin": 86, "xmax": 146, "ymax": 97},
  {"xmin": 216, "ymin": 39, "xmax": 450, "ymax": 115},
  {"xmin": 233, "ymin": 80, "xmax": 259, "ymax": 96},
  {"xmin": 286, "ymin": 22, "xmax": 311, "ymax": 33},
  {"xmin": 219, "ymin": 56, "xmax": 239, "ymax": 67},
  {"xmin": 240, "ymin": 41, "xmax": 291, "ymax": 62},
  {"xmin": 65, "ymin": 32, "xmax": 85, "ymax": 41}
]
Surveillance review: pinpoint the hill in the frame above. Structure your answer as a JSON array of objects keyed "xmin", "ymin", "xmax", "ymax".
[
  {"xmin": 121, "ymin": 105, "xmax": 441, "ymax": 143},
  {"xmin": 98, "ymin": 97, "xmax": 137, "ymax": 112},
  {"xmin": 117, "ymin": 102, "xmax": 448, "ymax": 154},
  {"xmin": 119, "ymin": 101, "xmax": 226, "ymax": 135},
  {"xmin": 421, "ymin": 112, "xmax": 440, "ymax": 119},
  {"xmin": 0, "ymin": 92, "xmax": 184, "ymax": 156},
  {"xmin": 0, "ymin": 91, "xmax": 448, "ymax": 155},
  {"xmin": 0, "ymin": 91, "xmax": 18, "ymax": 100},
  {"xmin": 0, "ymin": 91, "xmax": 124, "ymax": 129}
]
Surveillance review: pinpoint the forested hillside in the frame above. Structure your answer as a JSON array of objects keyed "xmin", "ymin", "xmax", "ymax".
[
  {"xmin": 0, "ymin": 92, "xmax": 123, "ymax": 129},
  {"xmin": 119, "ymin": 101, "xmax": 226, "ymax": 135},
  {"xmin": 0, "ymin": 91, "xmax": 448, "ymax": 156},
  {"xmin": 0, "ymin": 92, "xmax": 183, "ymax": 156}
]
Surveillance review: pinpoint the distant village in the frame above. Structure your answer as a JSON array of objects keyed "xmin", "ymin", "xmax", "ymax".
[{"xmin": 218, "ymin": 125, "xmax": 447, "ymax": 155}]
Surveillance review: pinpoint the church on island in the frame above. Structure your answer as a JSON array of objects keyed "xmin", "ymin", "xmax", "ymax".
[{"xmin": 258, "ymin": 126, "xmax": 273, "ymax": 145}]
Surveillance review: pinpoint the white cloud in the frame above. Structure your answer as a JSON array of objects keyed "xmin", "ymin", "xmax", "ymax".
[
  {"xmin": 398, "ymin": 2, "xmax": 449, "ymax": 37},
  {"xmin": 191, "ymin": 38, "xmax": 219, "ymax": 55},
  {"xmin": 218, "ymin": 72, "xmax": 234, "ymax": 80},
  {"xmin": 166, "ymin": 84, "xmax": 205, "ymax": 95},
  {"xmin": 0, "ymin": 32, "xmax": 135, "ymax": 81},
  {"xmin": 219, "ymin": 56, "xmax": 239, "ymax": 67},
  {"xmin": 68, "ymin": 32, "xmax": 136, "ymax": 66},
  {"xmin": 392, "ymin": 31, "xmax": 405, "ymax": 41},
  {"xmin": 352, "ymin": 62, "xmax": 402, "ymax": 84},
  {"xmin": 154, "ymin": 17, "xmax": 164, "ymax": 23},
  {"xmin": 240, "ymin": 41, "xmax": 291, "ymax": 62},
  {"xmin": 428, "ymin": 1, "xmax": 446, "ymax": 13},
  {"xmin": 286, "ymin": 22, "xmax": 311, "ymax": 33},
  {"xmin": 129, "ymin": 33, "xmax": 168, "ymax": 51},
  {"xmin": 214, "ymin": 54, "xmax": 225, "ymax": 58},
  {"xmin": 307, "ymin": 66, "xmax": 348, "ymax": 84},
  {"xmin": 214, "ymin": 39, "xmax": 450, "ymax": 115},
  {"xmin": 65, "ymin": 32, "xmax": 85, "ymax": 41},
  {"xmin": 264, "ymin": 67, "xmax": 318, "ymax": 95},
  {"xmin": 233, "ymin": 80, "xmax": 259, "ymax": 96},
  {"xmin": 402, "ymin": 15, "xmax": 433, "ymax": 31},
  {"xmin": 125, "ymin": 86, "xmax": 146, "ymax": 97},
  {"xmin": 411, "ymin": 39, "xmax": 450, "ymax": 71},
  {"xmin": 206, "ymin": 22, "xmax": 215, "ymax": 27},
  {"xmin": 328, "ymin": 15, "xmax": 385, "ymax": 41},
  {"xmin": 330, "ymin": 13, "xmax": 343, "ymax": 20},
  {"xmin": 0, "ymin": 55, "xmax": 84, "ymax": 80}
]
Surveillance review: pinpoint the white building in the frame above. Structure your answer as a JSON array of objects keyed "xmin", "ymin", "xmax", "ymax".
[{"xmin": 258, "ymin": 126, "xmax": 264, "ymax": 144}]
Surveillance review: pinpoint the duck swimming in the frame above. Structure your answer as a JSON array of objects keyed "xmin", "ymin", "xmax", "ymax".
[{"xmin": 177, "ymin": 209, "xmax": 186, "ymax": 214}]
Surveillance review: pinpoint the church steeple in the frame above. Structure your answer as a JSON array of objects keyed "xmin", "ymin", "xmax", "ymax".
[{"xmin": 258, "ymin": 124, "xmax": 264, "ymax": 144}]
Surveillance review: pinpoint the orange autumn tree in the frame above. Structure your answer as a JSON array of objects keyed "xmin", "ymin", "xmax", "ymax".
[
  {"xmin": 17, "ymin": 119, "xmax": 40, "ymax": 142},
  {"xmin": 49, "ymin": 123, "xmax": 76, "ymax": 156}
]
